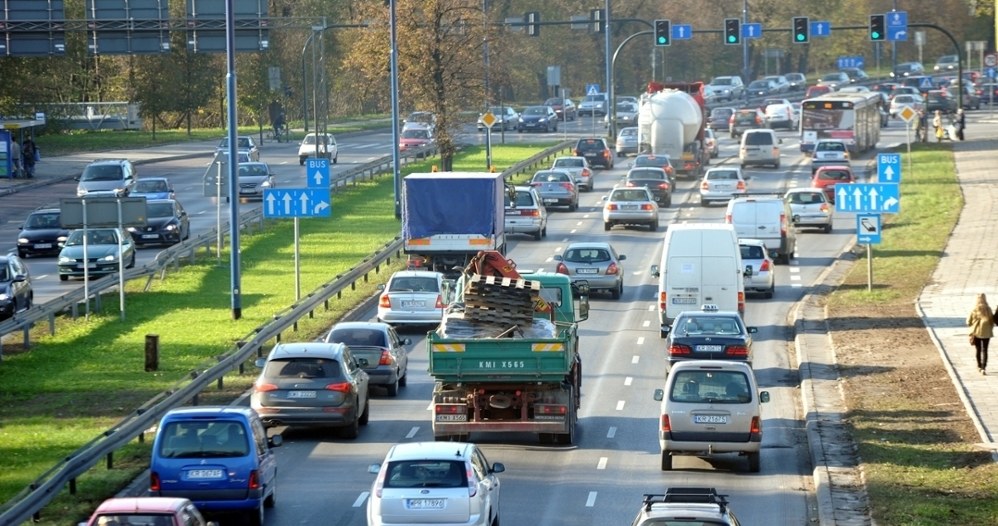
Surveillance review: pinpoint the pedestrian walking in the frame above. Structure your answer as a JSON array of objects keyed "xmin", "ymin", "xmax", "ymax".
[
  {"xmin": 10, "ymin": 138, "xmax": 21, "ymax": 178},
  {"xmin": 932, "ymin": 110, "xmax": 944, "ymax": 142},
  {"xmin": 966, "ymin": 293, "xmax": 995, "ymax": 375},
  {"xmin": 955, "ymin": 108, "xmax": 966, "ymax": 141},
  {"xmin": 21, "ymin": 137, "xmax": 37, "ymax": 178}
]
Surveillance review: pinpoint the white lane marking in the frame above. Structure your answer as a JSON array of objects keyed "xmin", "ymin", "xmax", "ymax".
[
  {"xmin": 642, "ymin": 320, "xmax": 650, "ymax": 328},
  {"xmin": 405, "ymin": 427, "xmax": 419, "ymax": 439},
  {"xmin": 792, "ymin": 283, "xmax": 803, "ymax": 288},
  {"xmin": 426, "ymin": 402, "xmax": 433, "ymax": 411},
  {"xmin": 616, "ymin": 400, "xmax": 626, "ymax": 411},
  {"xmin": 648, "ymin": 304, "xmax": 655, "ymax": 311},
  {"xmin": 586, "ymin": 491, "xmax": 598, "ymax": 507},
  {"xmin": 597, "ymin": 457, "xmax": 608, "ymax": 470},
  {"xmin": 789, "ymin": 267, "xmax": 800, "ymax": 273},
  {"xmin": 353, "ymin": 492, "xmax": 369, "ymax": 507},
  {"xmin": 632, "ymin": 355, "xmax": 640, "ymax": 364},
  {"xmin": 607, "ymin": 426, "xmax": 617, "ymax": 438},
  {"xmin": 624, "ymin": 376, "xmax": 633, "ymax": 386},
  {"xmin": 570, "ymin": 229, "xmax": 578, "ymax": 234}
]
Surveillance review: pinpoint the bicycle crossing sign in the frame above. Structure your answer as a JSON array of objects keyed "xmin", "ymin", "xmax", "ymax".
[{"xmin": 835, "ymin": 183, "xmax": 900, "ymax": 214}]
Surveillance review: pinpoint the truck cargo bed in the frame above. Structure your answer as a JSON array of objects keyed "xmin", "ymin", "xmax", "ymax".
[{"xmin": 427, "ymin": 328, "xmax": 576, "ymax": 383}]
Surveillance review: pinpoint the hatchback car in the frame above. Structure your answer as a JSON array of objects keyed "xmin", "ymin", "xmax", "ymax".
[
  {"xmin": 529, "ymin": 169, "xmax": 578, "ymax": 211},
  {"xmin": 0, "ymin": 254, "xmax": 32, "ymax": 321},
  {"xmin": 764, "ymin": 75, "xmax": 791, "ymax": 93},
  {"xmin": 740, "ymin": 239, "xmax": 775, "ymax": 298},
  {"xmin": 573, "ymin": 137, "xmax": 614, "ymax": 169},
  {"xmin": 551, "ymin": 156, "xmax": 594, "ymax": 191},
  {"xmin": 81, "ymin": 497, "xmax": 217, "ymax": 526},
  {"xmin": 653, "ymin": 360, "xmax": 769, "ymax": 472},
  {"xmin": 128, "ymin": 199, "xmax": 190, "ymax": 247},
  {"xmin": 503, "ymin": 186, "xmax": 548, "ymax": 240},
  {"xmin": 809, "ymin": 139, "xmax": 850, "ymax": 174},
  {"xmin": 543, "ymin": 97, "xmax": 576, "ymax": 120},
  {"xmin": 477, "ymin": 105, "xmax": 519, "ymax": 131},
  {"xmin": 297, "ymin": 132, "xmax": 338, "ymax": 165},
  {"xmin": 817, "ymin": 71, "xmax": 850, "ymax": 90},
  {"xmin": 889, "ymin": 93, "xmax": 924, "ymax": 118},
  {"xmin": 704, "ymin": 76, "xmax": 745, "ymax": 102},
  {"xmin": 605, "ymin": 101, "xmax": 638, "ymax": 127},
  {"xmin": 398, "ymin": 126, "xmax": 434, "ymax": 155},
  {"xmin": 631, "ymin": 153, "xmax": 675, "ymax": 178},
  {"xmin": 57, "ymin": 227, "xmax": 136, "ymax": 281},
  {"xmin": 517, "ymin": 105, "xmax": 558, "ymax": 132},
  {"xmin": 663, "ymin": 306, "xmax": 757, "ymax": 367},
  {"xmin": 615, "ymin": 126, "xmax": 639, "ymax": 157},
  {"xmin": 631, "ymin": 489, "xmax": 742, "ymax": 526},
  {"xmin": 129, "ymin": 177, "xmax": 175, "ymax": 200},
  {"xmin": 76, "ymin": 158, "xmax": 136, "ymax": 197},
  {"xmin": 925, "ymin": 89, "xmax": 957, "ymax": 114},
  {"xmin": 251, "ymin": 342, "xmax": 370, "ymax": 437},
  {"xmin": 367, "ymin": 441, "xmax": 505, "ymax": 526},
  {"xmin": 784, "ymin": 72, "xmax": 807, "ymax": 90},
  {"xmin": 624, "ymin": 167, "xmax": 672, "ymax": 207},
  {"xmin": 378, "ymin": 270, "xmax": 449, "ymax": 327},
  {"xmin": 708, "ymin": 106, "xmax": 736, "ymax": 129},
  {"xmin": 17, "ymin": 207, "xmax": 68, "ymax": 258},
  {"xmin": 403, "ymin": 111, "xmax": 437, "ymax": 132},
  {"xmin": 892, "ymin": 61, "xmax": 926, "ymax": 78},
  {"xmin": 785, "ymin": 187, "xmax": 834, "ymax": 233},
  {"xmin": 933, "ymin": 54, "xmax": 959, "ymax": 71},
  {"xmin": 236, "ymin": 162, "xmax": 275, "ymax": 200},
  {"xmin": 324, "ymin": 321, "xmax": 410, "ymax": 397},
  {"xmin": 216, "ymin": 136, "xmax": 259, "ymax": 161},
  {"xmin": 699, "ymin": 167, "xmax": 747, "ymax": 206},
  {"xmin": 812, "ymin": 165, "xmax": 855, "ymax": 203},
  {"xmin": 553, "ymin": 242, "xmax": 626, "ymax": 299},
  {"xmin": 602, "ymin": 187, "xmax": 660, "ymax": 232},
  {"xmin": 728, "ymin": 109, "xmax": 764, "ymax": 138},
  {"xmin": 840, "ymin": 67, "xmax": 870, "ymax": 83},
  {"xmin": 745, "ymin": 79, "xmax": 776, "ymax": 98}
]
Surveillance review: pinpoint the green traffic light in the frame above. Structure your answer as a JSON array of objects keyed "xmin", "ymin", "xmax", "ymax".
[
  {"xmin": 727, "ymin": 36, "xmax": 736, "ymax": 43},
  {"xmin": 796, "ymin": 34, "xmax": 804, "ymax": 41},
  {"xmin": 871, "ymin": 31, "xmax": 880, "ymax": 39},
  {"xmin": 657, "ymin": 36, "xmax": 667, "ymax": 44}
]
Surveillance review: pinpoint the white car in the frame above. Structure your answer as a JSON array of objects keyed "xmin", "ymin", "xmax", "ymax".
[
  {"xmin": 889, "ymin": 93, "xmax": 924, "ymax": 118},
  {"xmin": 297, "ymin": 132, "xmax": 338, "ymax": 165},
  {"xmin": 763, "ymin": 102, "xmax": 796, "ymax": 130},
  {"xmin": 809, "ymin": 139, "xmax": 850, "ymax": 174},
  {"xmin": 739, "ymin": 238, "xmax": 776, "ymax": 298},
  {"xmin": 367, "ymin": 441, "xmax": 504, "ymax": 526},
  {"xmin": 699, "ymin": 167, "xmax": 747, "ymax": 206},
  {"xmin": 377, "ymin": 270, "xmax": 449, "ymax": 327},
  {"xmin": 551, "ymin": 156, "xmax": 594, "ymax": 191},
  {"xmin": 785, "ymin": 187, "xmax": 834, "ymax": 233}
]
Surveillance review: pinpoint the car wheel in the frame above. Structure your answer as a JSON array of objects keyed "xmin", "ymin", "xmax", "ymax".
[
  {"xmin": 264, "ymin": 484, "xmax": 276, "ymax": 507},
  {"xmin": 747, "ymin": 452, "xmax": 761, "ymax": 473},
  {"xmin": 700, "ymin": 198, "xmax": 709, "ymax": 207},
  {"xmin": 649, "ymin": 220, "xmax": 658, "ymax": 232},
  {"xmin": 663, "ymin": 196, "xmax": 672, "ymax": 208},
  {"xmin": 299, "ymin": 157, "xmax": 305, "ymax": 166},
  {"xmin": 359, "ymin": 396, "xmax": 370, "ymax": 425},
  {"xmin": 611, "ymin": 281, "xmax": 622, "ymax": 300},
  {"xmin": 59, "ymin": 274, "xmax": 68, "ymax": 282},
  {"xmin": 341, "ymin": 411, "xmax": 361, "ymax": 439},
  {"xmin": 399, "ymin": 367, "xmax": 408, "ymax": 387},
  {"xmin": 247, "ymin": 502, "xmax": 264, "ymax": 526},
  {"xmin": 127, "ymin": 253, "xmax": 136, "ymax": 269},
  {"xmin": 541, "ymin": 226, "xmax": 547, "ymax": 237},
  {"xmin": 17, "ymin": 250, "xmax": 27, "ymax": 258},
  {"xmin": 555, "ymin": 408, "xmax": 576, "ymax": 445},
  {"xmin": 333, "ymin": 156, "xmax": 338, "ymax": 164},
  {"xmin": 533, "ymin": 229, "xmax": 543, "ymax": 241},
  {"xmin": 386, "ymin": 377, "xmax": 400, "ymax": 397},
  {"xmin": 569, "ymin": 201, "xmax": 578, "ymax": 212},
  {"xmin": 660, "ymin": 451, "xmax": 673, "ymax": 471},
  {"xmin": 823, "ymin": 224, "xmax": 832, "ymax": 234},
  {"xmin": 604, "ymin": 222, "xmax": 611, "ymax": 231},
  {"xmin": 764, "ymin": 284, "xmax": 775, "ymax": 299},
  {"xmin": 773, "ymin": 160, "xmax": 781, "ymax": 169}
]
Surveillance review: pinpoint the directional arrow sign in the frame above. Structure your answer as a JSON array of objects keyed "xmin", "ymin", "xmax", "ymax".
[
  {"xmin": 887, "ymin": 10, "xmax": 907, "ymax": 41},
  {"xmin": 877, "ymin": 153, "xmax": 902, "ymax": 183},
  {"xmin": 742, "ymin": 23, "xmax": 762, "ymax": 39},
  {"xmin": 305, "ymin": 157, "xmax": 330, "ymax": 188},
  {"xmin": 263, "ymin": 188, "xmax": 332, "ymax": 218},
  {"xmin": 672, "ymin": 24, "xmax": 692, "ymax": 40},
  {"xmin": 835, "ymin": 183, "xmax": 900, "ymax": 214},
  {"xmin": 856, "ymin": 214, "xmax": 882, "ymax": 244},
  {"xmin": 810, "ymin": 21, "xmax": 830, "ymax": 38}
]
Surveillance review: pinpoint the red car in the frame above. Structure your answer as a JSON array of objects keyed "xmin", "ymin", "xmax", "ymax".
[
  {"xmin": 811, "ymin": 165, "xmax": 855, "ymax": 203},
  {"xmin": 398, "ymin": 126, "xmax": 434, "ymax": 156},
  {"xmin": 83, "ymin": 497, "xmax": 217, "ymax": 526}
]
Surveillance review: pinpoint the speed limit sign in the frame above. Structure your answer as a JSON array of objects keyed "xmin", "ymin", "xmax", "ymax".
[{"xmin": 986, "ymin": 53, "xmax": 998, "ymax": 68}]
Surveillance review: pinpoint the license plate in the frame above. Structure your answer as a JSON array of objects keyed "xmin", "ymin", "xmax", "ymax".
[
  {"xmin": 576, "ymin": 268, "xmax": 599, "ymax": 274},
  {"xmin": 406, "ymin": 498, "xmax": 445, "ymax": 510},
  {"xmin": 543, "ymin": 198, "xmax": 557, "ymax": 204},
  {"xmin": 671, "ymin": 297, "xmax": 697, "ymax": 305},
  {"xmin": 141, "ymin": 234, "xmax": 158, "ymax": 239},
  {"xmin": 187, "ymin": 469, "xmax": 223, "ymax": 479},
  {"xmin": 34, "ymin": 243, "xmax": 52, "ymax": 249},
  {"xmin": 621, "ymin": 204, "xmax": 639, "ymax": 210},
  {"xmin": 696, "ymin": 345, "xmax": 724, "ymax": 353},
  {"xmin": 436, "ymin": 414, "xmax": 468, "ymax": 422},
  {"xmin": 287, "ymin": 390, "xmax": 317, "ymax": 399},
  {"xmin": 82, "ymin": 263, "xmax": 97, "ymax": 269},
  {"xmin": 694, "ymin": 415, "xmax": 728, "ymax": 424},
  {"xmin": 401, "ymin": 300, "xmax": 425, "ymax": 308}
]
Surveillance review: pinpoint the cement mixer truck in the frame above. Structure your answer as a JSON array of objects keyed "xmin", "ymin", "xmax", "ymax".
[{"xmin": 637, "ymin": 81, "xmax": 708, "ymax": 178}]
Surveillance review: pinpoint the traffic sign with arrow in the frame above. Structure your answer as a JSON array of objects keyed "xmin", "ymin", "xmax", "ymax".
[
  {"xmin": 305, "ymin": 157, "xmax": 330, "ymax": 188},
  {"xmin": 263, "ymin": 189, "xmax": 332, "ymax": 218},
  {"xmin": 877, "ymin": 153, "xmax": 902, "ymax": 183},
  {"xmin": 835, "ymin": 183, "xmax": 900, "ymax": 214}
]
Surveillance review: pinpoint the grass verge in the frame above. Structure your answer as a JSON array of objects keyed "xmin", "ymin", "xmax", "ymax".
[
  {"xmin": 0, "ymin": 141, "xmax": 561, "ymax": 524},
  {"xmin": 826, "ymin": 143, "xmax": 998, "ymax": 524}
]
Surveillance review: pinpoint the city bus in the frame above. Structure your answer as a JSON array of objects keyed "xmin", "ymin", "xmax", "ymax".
[{"xmin": 799, "ymin": 92, "xmax": 882, "ymax": 153}]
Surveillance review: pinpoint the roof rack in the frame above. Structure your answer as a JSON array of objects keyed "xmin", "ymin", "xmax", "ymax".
[{"xmin": 642, "ymin": 487, "xmax": 729, "ymax": 514}]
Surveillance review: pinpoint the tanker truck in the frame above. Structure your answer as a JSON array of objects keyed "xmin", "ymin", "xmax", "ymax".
[{"xmin": 637, "ymin": 81, "xmax": 709, "ymax": 178}]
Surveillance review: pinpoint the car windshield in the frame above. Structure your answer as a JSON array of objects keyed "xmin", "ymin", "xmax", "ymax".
[
  {"xmin": 554, "ymin": 158, "xmax": 584, "ymax": 168},
  {"xmin": 670, "ymin": 369, "xmax": 752, "ymax": 404},
  {"xmin": 816, "ymin": 142, "xmax": 846, "ymax": 152},
  {"xmin": 26, "ymin": 212, "xmax": 59, "ymax": 229},
  {"xmin": 712, "ymin": 78, "xmax": 733, "ymax": 86},
  {"xmin": 523, "ymin": 107, "xmax": 546, "ymax": 115},
  {"xmin": 327, "ymin": 328, "xmax": 387, "ymax": 348},
  {"xmin": 389, "ymin": 276, "xmax": 439, "ymax": 292},
  {"xmin": 264, "ymin": 357, "xmax": 341, "ymax": 380},
  {"xmin": 635, "ymin": 156, "xmax": 668, "ymax": 167},
  {"xmin": 582, "ymin": 95, "xmax": 603, "ymax": 103},
  {"xmin": 65, "ymin": 229, "xmax": 118, "ymax": 246},
  {"xmin": 146, "ymin": 203, "xmax": 175, "ymax": 218},
  {"xmin": 818, "ymin": 170, "xmax": 852, "ymax": 181},
  {"xmin": 383, "ymin": 460, "xmax": 467, "ymax": 489},
  {"xmin": 788, "ymin": 192, "xmax": 825, "ymax": 204},
  {"xmin": 218, "ymin": 137, "xmax": 252, "ymax": 149},
  {"xmin": 133, "ymin": 180, "xmax": 169, "ymax": 193},
  {"xmin": 238, "ymin": 164, "xmax": 269, "ymax": 178},
  {"xmin": 821, "ymin": 74, "xmax": 842, "ymax": 81},
  {"xmin": 303, "ymin": 135, "xmax": 331, "ymax": 145},
  {"xmin": 627, "ymin": 169, "xmax": 665, "ymax": 180},
  {"xmin": 618, "ymin": 128, "xmax": 637, "ymax": 137},
  {"xmin": 401, "ymin": 129, "xmax": 429, "ymax": 139},
  {"xmin": 676, "ymin": 315, "xmax": 743, "ymax": 336},
  {"xmin": 81, "ymin": 165, "xmax": 123, "ymax": 182},
  {"xmin": 158, "ymin": 421, "xmax": 251, "ymax": 458},
  {"xmin": 534, "ymin": 172, "xmax": 569, "ymax": 183},
  {"xmin": 563, "ymin": 247, "xmax": 610, "ymax": 263},
  {"xmin": 740, "ymin": 245, "xmax": 766, "ymax": 260},
  {"xmin": 506, "ymin": 190, "xmax": 535, "ymax": 208},
  {"xmin": 94, "ymin": 514, "xmax": 175, "ymax": 525},
  {"xmin": 748, "ymin": 81, "xmax": 769, "ymax": 89},
  {"xmin": 744, "ymin": 133, "xmax": 773, "ymax": 145},
  {"xmin": 706, "ymin": 170, "xmax": 740, "ymax": 181},
  {"xmin": 610, "ymin": 189, "xmax": 649, "ymax": 202}
]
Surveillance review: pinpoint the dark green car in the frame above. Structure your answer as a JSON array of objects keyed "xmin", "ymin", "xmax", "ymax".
[{"xmin": 57, "ymin": 227, "xmax": 136, "ymax": 281}]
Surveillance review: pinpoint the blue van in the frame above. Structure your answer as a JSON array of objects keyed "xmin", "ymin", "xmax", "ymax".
[{"xmin": 150, "ymin": 407, "xmax": 282, "ymax": 526}]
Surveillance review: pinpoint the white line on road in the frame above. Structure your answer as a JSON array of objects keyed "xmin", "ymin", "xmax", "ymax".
[
  {"xmin": 405, "ymin": 427, "xmax": 419, "ymax": 439},
  {"xmin": 586, "ymin": 491, "xmax": 598, "ymax": 507},
  {"xmin": 616, "ymin": 400, "xmax": 625, "ymax": 411},
  {"xmin": 353, "ymin": 492, "xmax": 369, "ymax": 507},
  {"xmin": 607, "ymin": 426, "xmax": 617, "ymax": 438},
  {"xmin": 632, "ymin": 355, "xmax": 640, "ymax": 364},
  {"xmin": 636, "ymin": 336, "xmax": 645, "ymax": 345},
  {"xmin": 597, "ymin": 457, "xmax": 608, "ymax": 470},
  {"xmin": 624, "ymin": 376, "xmax": 633, "ymax": 386}
]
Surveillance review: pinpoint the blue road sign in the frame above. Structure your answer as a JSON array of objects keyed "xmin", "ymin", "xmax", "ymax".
[
  {"xmin": 742, "ymin": 23, "xmax": 762, "ymax": 39},
  {"xmin": 305, "ymin": 157, "xmax": 330, "ymax": 188},
  {"xmin": 886, "ymin": 11, "xmax": 907, "ymax": 41},
  {"xmin": 835, "ymin": 183, "xmax": 900, "ymax": 214},
  {"xmin": 586, "ymin": 83, "xmax": 600, "ymax": 96},
  {"xmin": 919, "ymin": 77, "xmax": 934, "ymax": 90},
  {"xmin": 672, "ymin": 24, "xmax": 692, "ymax": 40},
  {"xmin": 263, "ymin": 188, "xmax": 332, "ymax": 218},
  {"xmin": 810, "ymin": 21, "xmax": 830, "ymax": 38},
  {"xmin": 877, "ymin": 153, "xmax": 902, "ymax": 183},
  {"xmin": 987, "ymin": 67, "xmax": 996, "ymax": 79},
  {"xmin": 857, "ymin": 214, "xmax": 882, "ymax": 244},
  {"xmin": 836, "ymin": 56, "xmax": 865, "ymax": 69}
]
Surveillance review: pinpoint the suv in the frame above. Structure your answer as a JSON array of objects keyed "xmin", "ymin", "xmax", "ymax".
[
  {"xmin": 367, "ymin": 441, "xmax": 505, "ymax": 526},
  {"xmin": 725, "ymin": 194, "xmax": 797, "ymax": 263},
  {"xmin": 728, "ymin": 109, "xmax": 764, "ymax": 138},
  {"xmin": 705, "ymin": 76, "xmax": 745, "ymax": 102},
  {"xmin": 631, "ymin": 488, "xmax": 742, "ymax": 526},
  {"xmin": 653, "ymin": 360, "xmax": 770, "ymax": 472},
  {"xmin": 75, "ymin": 159, "xmax": 136, "ymax": 197},
  {"xmin": 573, "ymin": 138, "xmax": 613, "ymax": 169}
]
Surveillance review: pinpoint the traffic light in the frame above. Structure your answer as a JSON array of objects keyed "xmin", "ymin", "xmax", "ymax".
[
  {"xmin": 869, "ymin": 14, "xmax": 886, "ymax": 41},
  {"xmin": 590, "ymin": 9, "xmax": 605, "ymax": 34},
  {"xmin": 724, "ymin": 18, "xmax": 741, "ymax": 45},
  {"xmin": 654, "ymin": 19, "xmax": 671, "ymax": 46},
  {"xmin": 526, "ymin": 11, "xmax": 539, "ymax": 37},
  {"xmin": 792, "ymin": 16, "xmax": 809, "ymax": 43}
]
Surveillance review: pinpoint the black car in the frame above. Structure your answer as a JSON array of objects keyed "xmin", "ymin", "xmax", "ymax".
[
  {"xmin": 0, "ymin": 254, "xmax": 33, "ymax": 321},
  {"xmin": 663, "ymin": 307, "xmax": 758, "ymax": 368},
  {"xmin": 573, "ymin": 138, "xmax": 614, "ymax": 169},
  {"xmin": 324, "ymin": 321, "xmax": 411, "ymax": 397},
  {"xmin": 925, "ymin": 90, "xmax": 957, "ymax": 114},
  {"xmin": 127, "ymin": 199, "xmax": 190, "ymax": 246},
  {"xmin": 623, "ymin": 167, "xmax": 673, "ymax": 207},
  {"xmin": 16, "ymin": 208, "xmax": 69, "ymax": 258}
]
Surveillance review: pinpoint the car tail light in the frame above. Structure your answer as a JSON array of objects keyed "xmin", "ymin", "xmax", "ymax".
[
  {"xmin": 725, "ymin": 213, "xmax": 732, "ymax": 223},
  {"xmin": 255, "ymin": 382, "xmax": 278, "ymax": 392},
  {"xmin": 820, "ymin": 203, "xmax": 830, "ymax": 214},
  {"xmin": 522, "ymin": 209, "xmax": 540, "ymax": 217},
  {"xmin": 750, "ymin": 416, "xmax": 762, "ymax": 434},
  {"xmin": 150, "ymin": 472, "xmax": 161, "ymax": 492},
  {"xmin": 661, "ymin": 415, "xmax": 672, "ymax": 433},
  {"xmin": 738, "ymin": 291, "xmax": 745, "ymax": 314},
  {"xmin": 726, "ymin": 345, "xmax": 749, "ymax": 357},
  {"xmin": 755, "ymin": 116, "xmax": 763, "ymax": 125},
  {"xmin": 736, "ymin": 180, "xmax": 746, "ymax": 190},
  {"xmin": 379, "ymin": 294, "xmax": 391, "ymax": 308},
  {"xmin": 466, "ymin": 463, "xmax": 478, "ymax": 497},
  {"xmin": 583, "ymin": 168, "xmax": 592, "ymax": 178},
  {"xmin": 657, "ymin": 182, "xmax": 670, "ymax": 190},
  {"xmin": 665, "ymin": 166, "xmax": 674, "ymax": 176},
  {"xmin": 669, "ymin": 343, "xmax": 692, "ymax": 357},
  {"xmin": 701, "ymin": 181, "xmax": 710, "ymax": 190},
  {"xmin": 625, "ymin": 181, "xmax": 636, "ymax": 187},
  {"xmin": 607, "ymin": 203, "xmax": 619, "ymax": 211},
  {"xmin": 373, "ymin": 465, "xmax": 387, "ymax": 497},
  {"xmin": 605, "ymin": 262, "xmax": 620, "ymax": 275},
  {"xmin": 561, "ymin": 182, "xmax": 575, "ymax": 192},
  {"xmin": 379, "ymin": 350, "xmax": 393, "ymax": 366},
  {"xmin": 556, "ymin": 262, "xmax": 569, "ymax": 275},
  {"xmin": 574, "ymin": 149, "xmax": 582, "ymax": 156},
  {"xmin": 641, "ymin": 204, "xmax": 655, "ymax": 211},
  {"xmin": 603, "ymin": 149, "xmax": 611, "ymax": 160},
  {"xmin": 248, "ymin": 470, "xmax": 260, "ymax": 490},
  {"xmin": 435, "ymin": 295, "xmax": 445, "ymax": 309},
  {"xmin": 728, "ymin": 115, "xmax": 735, "ymax": 125},
  {"xmin": 325, "ymin": 382, "xmax": 353, "ymax": 393},
  {"xmin": 659, "ymin": 292, "xmax": 667, "ymax": 312},
  {"xmin": 759, "ymin": 258, "xmax": 770, "ymax": 272},
  {"xmin": 780, "ymin": 213, "xmax": 788, "ymax": 236}
]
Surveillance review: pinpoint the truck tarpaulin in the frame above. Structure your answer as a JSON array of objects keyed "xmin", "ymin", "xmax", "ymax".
[{"xmin": 402, "ymin": 172, "xmax": 505, "ymax": 239}]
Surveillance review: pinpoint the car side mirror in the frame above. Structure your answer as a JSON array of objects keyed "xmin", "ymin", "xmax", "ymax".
[
  {"xmin": 268, "ymin": 434, "xmax": 283, "ymax": 448},
  {"xmin": 402, "ymin": 337, "xmax": 411, "ymax": 345},
  {"xmin": 650, "ymin": 264, "xmax": 660, "ymax": 278},
  {"xmin": 759, "ymin": 391, "xmax": 770, "ymax": 403},
  {"xmin": 552, "ymin": 254, "xmax": 564, "ymax": 262},
  {"xmin": 74, "ymin": 175, "xmax": 80, "ymax": 181},
  {"xmin": 653, "ymin": 388, "xmax": 665, "ymax": 402},
  {"xmin": 254, "ymin": 357, "xmax": 266, "ymax": 368},
  {"xmin": 491, "ymin": 462, "xmax": 506, "ymax": 474},
  {"xmin": 368, "ymin": 463, "xmax": 382, "ymax": 474},
  {"xmin": 792, "ymin": 214, "xmax": 801, "ymax": 224},
  {"xmin": 744, "ymin": 266, "xmax": 753, "ymax": 277},
  {"xmin": 748, "ymin": 326, "xmax": 758, "ymax": 334},
  {"xmin": 779, "ymin": 138, "xmax": 784, "ymax": 144}
]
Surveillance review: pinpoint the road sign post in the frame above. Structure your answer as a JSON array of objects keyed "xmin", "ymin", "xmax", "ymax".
[{"xmin": 857, "ymin": 214, "xmax": 882, "ymax": 291}]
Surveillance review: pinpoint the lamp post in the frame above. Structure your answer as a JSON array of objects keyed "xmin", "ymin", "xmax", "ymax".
[
  {"xmin": 742, "ymin": 0, "xmax": 750, "ymax": 85},
  {"xmin": 389, "ymin": 0, "xmax": 403, "ymax": 218}
]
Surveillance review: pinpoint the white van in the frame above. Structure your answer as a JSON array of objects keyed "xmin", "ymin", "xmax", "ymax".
[
  {"xmin": 650, "ymin": 223, "xmax": 745, "ymax": 337},
  {"xmin": 725, "ymin": 195, "xmax": 797, "ymax": 263},
  {"xmin": 739, "ymin": 129, "xmax": 781, "ymax": 168}
]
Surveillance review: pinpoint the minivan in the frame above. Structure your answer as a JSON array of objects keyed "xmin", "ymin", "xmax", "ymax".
[
  {"xmin": 725, "ymin": 195, "xmax": 797, "ymax": 264},
  {"xmin": 150, "ymin": 407, "xmax": 282, "ymax": 526},
  {"xmin": 650, "ymin": 223, "xmax": 746, "ymax": 337},
  {"xmin": 739, "ymin": 129, "xmax": 781, "ymax": 168}
]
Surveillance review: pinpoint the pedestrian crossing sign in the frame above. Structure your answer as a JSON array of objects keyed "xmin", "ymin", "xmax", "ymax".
[
  {"xmin": 586, "ymin": 83, "xmax": 600, "ymax": 96},
  {"xmin": 919, "ymin": 77, "xmax": 933, "ymax": 90}
]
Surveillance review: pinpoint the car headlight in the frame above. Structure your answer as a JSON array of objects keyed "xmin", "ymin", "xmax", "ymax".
[
  {"xmin": 77, "ymin": 189, "xmax": 88, "ymax": 197},
  {"xmin": 538, "ymin": 118, "xmax": 547, "ymax": 123},
  {"xmin": 0, "ymin": 292, "xmax": 10, "ymax": 302},
  {"xmin": 17, "ymin": 237, "xmax": 28, "ymax": 244},
  {"xmin": 262, "ymin": 180, "xmax": 273, "ymax": 188},
  {"xmin": 100, "ymin": 254, "xmax": 117, "ymax": 262},
  {"xmin": 165, "ymin": 224, "xmax": 178, "ymax": 231},
  {"xmin": 127, "ymin": 227, "xmax": 138, "ymax": 233},
  {"xmin": 58, "ymin": 256, "xmax": 74, "ymax": 264},
  {"xmin": 57, "ymin": 235, "xmax": 68, "ymax": 243},
  {"xmin": 519, "ymin": 117, "xmax": 525, "ymax": 123}
]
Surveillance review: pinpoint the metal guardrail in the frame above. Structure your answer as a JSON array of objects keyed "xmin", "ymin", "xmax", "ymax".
[{"xmin": 0, "ymin": 140, "xmax": 571, "ymax": 525}]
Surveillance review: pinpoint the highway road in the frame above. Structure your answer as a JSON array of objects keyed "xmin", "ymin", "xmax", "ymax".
[{"xmin": 2, "ymin": 117, "xmax": 918, "ymax": 524}]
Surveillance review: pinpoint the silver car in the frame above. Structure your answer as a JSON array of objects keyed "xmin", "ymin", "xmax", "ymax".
[
  {"xmin": 504, "ymin": 186, "xmax": 548, "ymax": 240},
  {"xmin": 236, "ymin": 162, "xmax": 275, "ymax": 200},
  {"xmin": 551, "ymin": 156, "xmax": 594, "ymax": 192},
  {"xmin": 739, "ymin": 239, "xmax": 775, "ymax": 298},
  {"xmin": 216, "ymin": 136, "xmax": 259, "ymax": 161},
  {"xmin": 602, "ymin": 187, "xmax": 660, "ymax": 232},
  {"xmin": 377, "ymin": 270, "xmax": 448, "ymax": 327},
  {"xmin": 553, "ymin": 242, "xmax": 626, "ymax": 300},
  {"xmin": 699, "ymin": 167, "xmax": 747, "ymax": 206},
  {"xmin": 785, "ymin": 188, "xmax": 834, "ymax": 233},
  {"xmin": 529, "ymin": 169, "xmax": 578, "ymax": 211},
  {"xmin": 616, "ymin": 126, "xmax": 639, "ymax": 156}
]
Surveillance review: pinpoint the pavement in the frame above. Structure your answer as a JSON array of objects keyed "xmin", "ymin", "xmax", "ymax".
[{"xmin": 5, "ymin": 130, "xmax": 997, "ymax": 525}]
